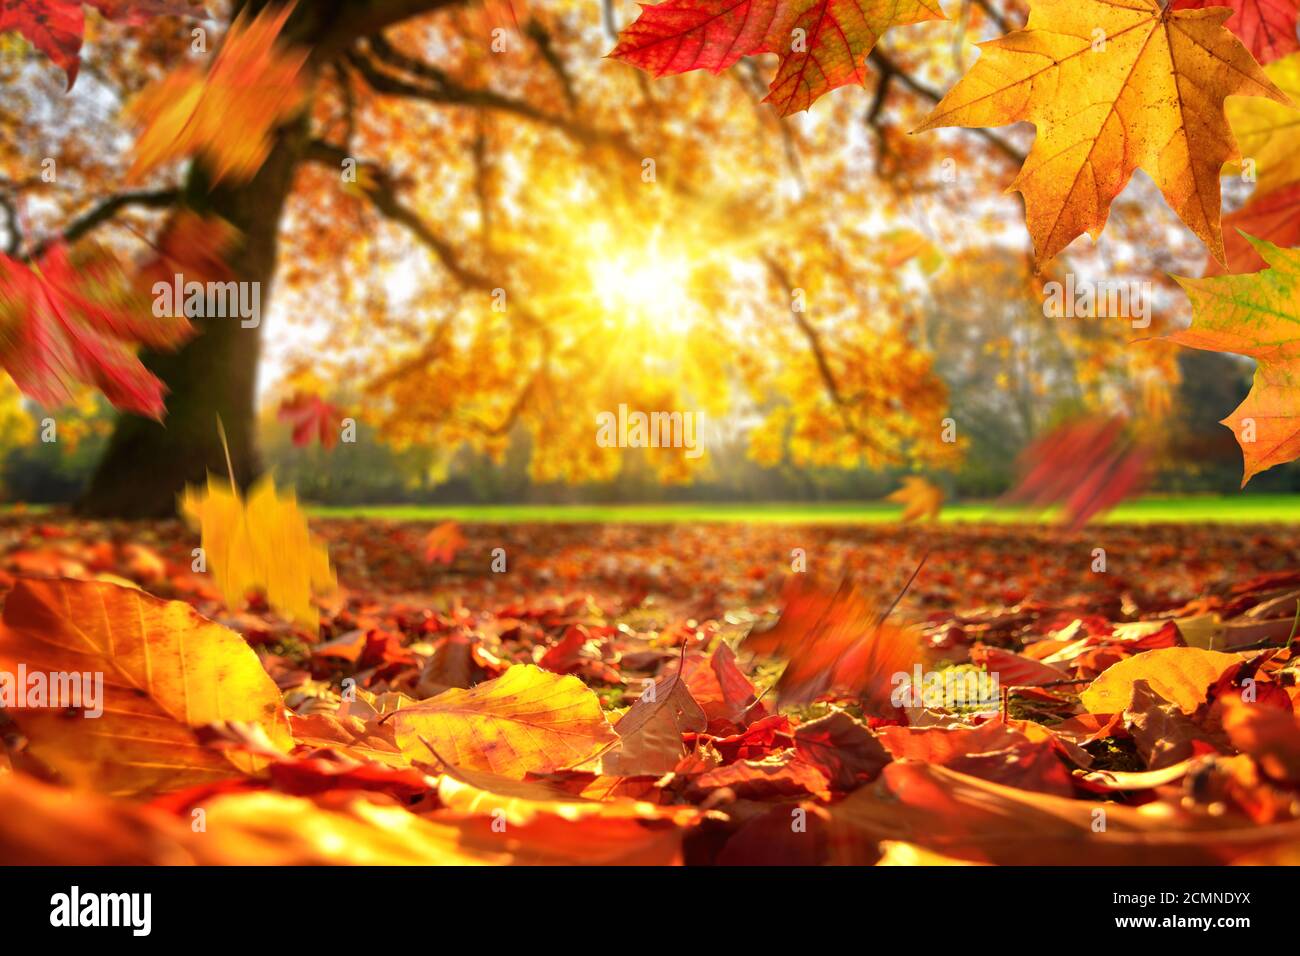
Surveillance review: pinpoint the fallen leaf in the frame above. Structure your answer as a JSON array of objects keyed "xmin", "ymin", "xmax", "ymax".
[
  {"xmin": 391, "ymin": 663, "xmax": 618, "ymax": 779},
  {"xmin": 0, "ymin": 577, "xmax": 291, "ymax": 796}
]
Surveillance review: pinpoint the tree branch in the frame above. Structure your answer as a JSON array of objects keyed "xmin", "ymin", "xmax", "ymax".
[{"xmin": 36, "ymin": 189, "xmax": 180, "ymax": 257}]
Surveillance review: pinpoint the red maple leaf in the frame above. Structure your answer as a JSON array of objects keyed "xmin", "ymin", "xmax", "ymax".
[
  {"xmin": 609, "ymin": 0, "xmax": 945, "ymax": 116},
  {"xmin": 1003, "ymin": 416, "xmax": 1150, "ymax": 531},
  {"xmin": 0, "ymin": 0, "xmax": 204, "ymax": 88},
  {"xmin": 277, "ymin": 392, "xmax": 342, "ymax": 449},
  {"xmin": 1173, "ymin": 0, "xmax": 1299, "ymax": 65},
  {"xmin": 0, "ymin": 243, "xmax": 191, "ymax": 418}
]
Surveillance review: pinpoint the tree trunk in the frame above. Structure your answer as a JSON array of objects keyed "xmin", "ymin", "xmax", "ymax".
[{"xmin": 78, "ymin": 132, "xmax": 305, "ymax": 518}]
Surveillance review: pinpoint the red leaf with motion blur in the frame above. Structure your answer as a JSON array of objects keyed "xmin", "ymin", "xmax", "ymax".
[
  {"xmin": 0, "ymin": 243, "xmax": 191, "ymax": 418},
  {"xmin": 278, "ymin": 392, "xmax": 343, "ymax": 449},
  {"xmin": 422, "ymin": 521, "xmax": 467, "ymax": 566},
  {"xmin": 1004, "ymin": 416, "xmax": 1150, "ymax": 530}
]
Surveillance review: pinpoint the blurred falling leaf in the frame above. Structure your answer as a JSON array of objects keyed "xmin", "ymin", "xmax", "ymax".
[
  {"xmin": 180, "ymin": 473, "xmax": 336, "ymax": 630},
  {"xmin": 127, "ymin": 2, "xmax": 307, "ymax": 185},
  {"xmin": 886, "ymin": 476, "xmax": 944, "ymax": 523},
  {"xmin": 423, "ymin": 520, "xmax": 467, "ymax": 565}
]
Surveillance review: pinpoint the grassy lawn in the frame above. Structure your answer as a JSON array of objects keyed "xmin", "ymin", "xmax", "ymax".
[{"xmin": 311, "ymin": 494, "xmax": 1300, "ymax": 524}]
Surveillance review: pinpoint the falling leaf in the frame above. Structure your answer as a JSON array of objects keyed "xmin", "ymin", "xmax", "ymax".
[
  {"xmin": 278, "ymin": 392, "xmax": 343, "ymax": 449},
  {"xmin": 885, "ymin": 476, "xmax": 944, "ymax": 522},
  {"xmin": 422, "ymin": 520, "xmax": 467, "ymax": 565},
  {"xmin": 391, "ymin": 663, "xmax": 618, "ymax": 779},
  {"xmin": 915, "ymin": 0, "xmax": 1291, "ymax": 265},
  {"xmin": 180, "ymin": 473, "xmax": 337, "ymax": 630},
  {"xmin": 127, "ymin": 3, "xmax": 307, "ymax": 185},
  {"xmin": 0, "ymin": 576, "xmax": 292, "ymax": 796},
  {"xmin": 1003, "ymin": 416, "xmax": 1150, "ymax": 529},
  {"xmin": 743, "ymin": 577, "xmax": 921, "ymax": 712},
  {"xmin": 0, "ymin": 243, "xmax": 191, "ymax": 418},
  {"xmin": 1079, "ymin": 646, "xmax": 1242, "ymax": 714},
  {"xmin": 609, "ymin": 0, "xmax": 946, "ymax": 116},
  {"xmin": 0, "ymin": 0, "xmax": 205, "ymax": 88}
]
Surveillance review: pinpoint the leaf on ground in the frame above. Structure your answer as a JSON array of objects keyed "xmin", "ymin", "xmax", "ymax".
[
  {"xmin": 391, "ymin": 663, "xmax": 618, "ymax": 779},
  {"xmin": 915, "ymin": 0, "xmax": 1292, "ymax": 265},
  {"xmin": 0, "ymin": 577, "xmax": 291, "ymax": 796},
  {"xmin": 792, "ymin": 710, "xmax": 890, "ymax": 790},
  {"xmin": 1222, "ymin": 697, "xmax": 1300, "ymax": 783},
  {"xmin": 1123, "ymin": 679, "xmax": 1223, "ymax": 769},
  {"xmin": 609, "ymin": 0, "xmax": 946, "ymax": 116},
  {"xmin": 1169, "ymin": 237, "xmax": 1300, "ymax": 485},
  {"xmin": 681, "ymin": 641, "xmax": 766, "ymax": 733},
  {"xmin": 1079, "ymin": 646, "xmax": 1242, "ymax": 714},
  {"xmin": 827, "ymin": 760, "xmax": 1300, "ymax": 864},
  {"xmin": 604, "ymin": 654, "xmax": 706, "ymax": 775},
  {"xmin": 180, "ymin": 474, "xmax": 336, "ymax": 631}
]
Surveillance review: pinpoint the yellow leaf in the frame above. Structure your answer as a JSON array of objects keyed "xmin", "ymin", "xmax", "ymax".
[
  {"xmin": 1226, "ymin": 52, "xmax": 1300, "ymax": 198},
  {"xmin": 916, "ymin": 0, "xmax": 1291, "ymax": 265},
  {"xmin": 0, "ymin": 577, "xmax": 292, "ymax": 797},
  {"xmin": 392, "ymin": 663, "xmax": 619, "ymax": 779},
  {"xmin": 885, "ymin": 476, "xmax": 944, "ymax": 522},
  {"xmin": 1079, "ymin": 646, "xmax": 1242, "ymax": 714},
  {"xmin": 127, "ymin": 4, "xmax": 307, "ymax": 185},
  {"xmin": 180, "ymin": 473, "xmax": 336, "ymax": 630}
]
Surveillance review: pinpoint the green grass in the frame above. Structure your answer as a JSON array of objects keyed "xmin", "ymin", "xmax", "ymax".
[{"xmin": 310, "ymin": 494, "xmax": 1300, "ymax": 525}]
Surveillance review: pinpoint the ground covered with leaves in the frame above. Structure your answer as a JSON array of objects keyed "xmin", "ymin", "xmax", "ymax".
[{"xmin": 1, "ymin": 515, "xmax": 1299, "ymax": 865}]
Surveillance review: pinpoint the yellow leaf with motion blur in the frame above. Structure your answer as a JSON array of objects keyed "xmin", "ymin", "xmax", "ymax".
[
  {"xmin": 127, "ymin": 4, "xmax": 307, "ymax": 185},
  {"xmin": 886, "ymin": 476, "xmax": 944, "ymax": 522},
  {"xmin": 180, "ymin": 474, "xmax": 336, "ymax": 630}
]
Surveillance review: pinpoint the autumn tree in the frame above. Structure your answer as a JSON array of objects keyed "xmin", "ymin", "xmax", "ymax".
[{"xmin": 0, "ymin": 0, "xmax": 1222, "ymax": 515}]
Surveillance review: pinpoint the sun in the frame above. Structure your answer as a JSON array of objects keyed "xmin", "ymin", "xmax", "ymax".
[{"xmin": 586, "ymin": 229, "xmax": 699, "ymax": 336}]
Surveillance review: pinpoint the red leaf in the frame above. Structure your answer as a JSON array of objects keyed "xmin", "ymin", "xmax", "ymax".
[
  {"xmin": 609, "ymin": 0, "xmax": 946, "ymax": 116},
  {"xmin": 0, "ymin": 0, "xmax": 204, "ymax": 88},
  {"xmin": 278, "ymin": 392, "xmax": 343, "ymax": 449},
  {"xmin": 1172, "ymin": 0, "xmax": 1299, "ymax": 65},
  {"xmin": 0, "ymin": 244, "xmax": 190, "ymax": 417}
]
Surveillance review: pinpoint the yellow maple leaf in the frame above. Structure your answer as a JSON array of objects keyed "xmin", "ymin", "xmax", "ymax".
[
  {"xmin": 127, "ymin": 4, "xmax": 307, "ymax": 185},
  {"xmin": 886, "ymin": 476, "xmax": 944, "ymax": 522},
  {"xmin": 1168, "ymin": 236, "xmax": 1300, "ymax": 485},
  {"xmin": 1226, "ymin": 51, "xmax": 1300, "ymax": 199},
  {"xmin": 180, "ymin": 473, "xmax": 336, "ymax": 630},
  {"xmin": 915, "ymin": 0, "xmax": 1291, "ymax": 266}
]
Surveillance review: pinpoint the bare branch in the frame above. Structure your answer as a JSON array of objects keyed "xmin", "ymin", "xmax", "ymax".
[{"xmin": 37, "ymin": 189, "xmax": 180, "ymax": 257}]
